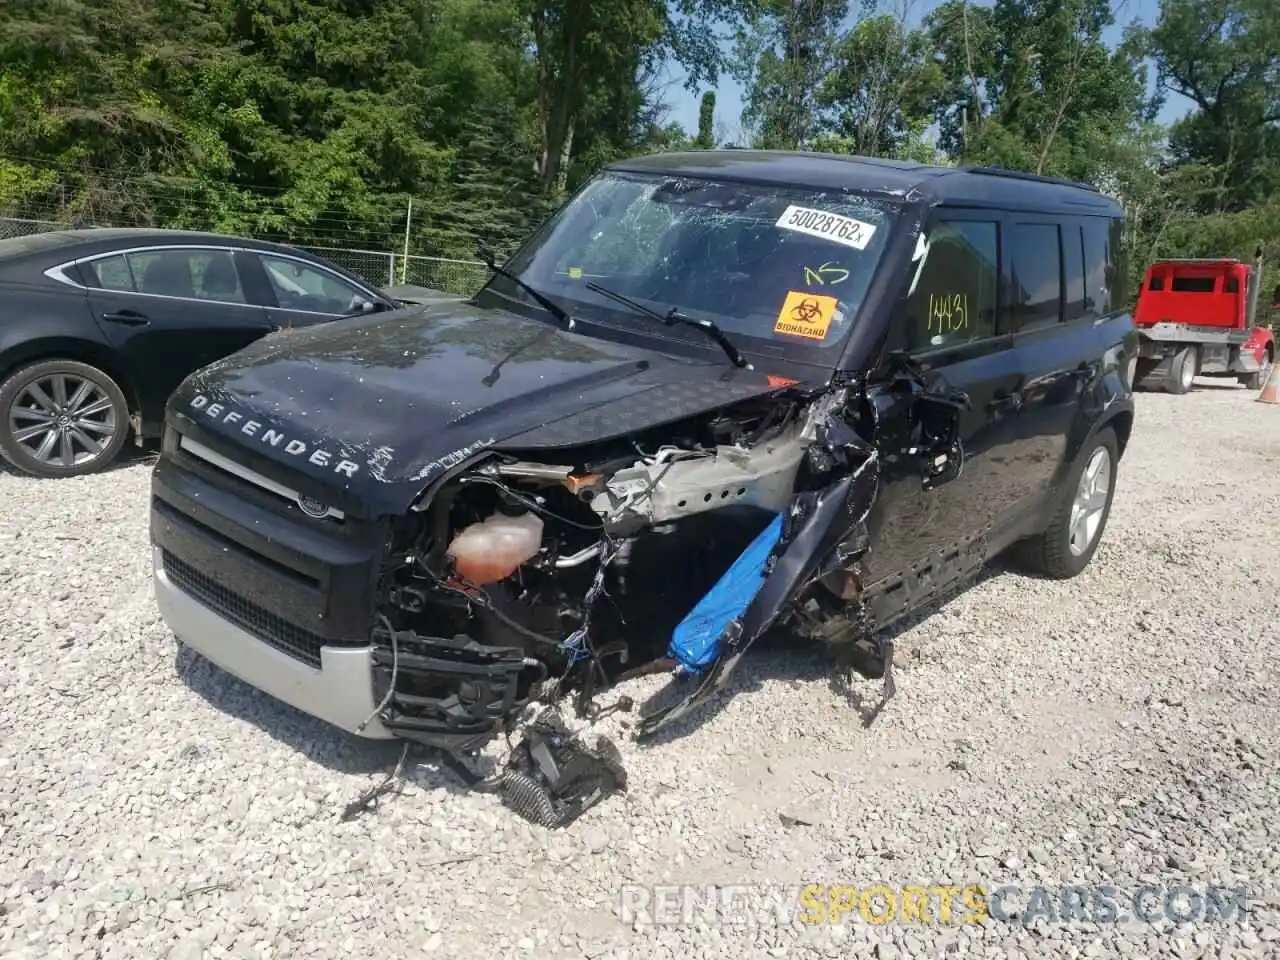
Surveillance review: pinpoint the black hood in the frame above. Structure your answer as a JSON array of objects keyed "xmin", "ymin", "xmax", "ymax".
[{"xmin": 167, "ymin": 301, "xmax": 792, "ymax": 515}]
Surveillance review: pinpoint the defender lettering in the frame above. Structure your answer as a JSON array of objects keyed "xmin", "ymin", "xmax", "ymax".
[{"xmin": 186, "ymin": 394, "xmax": 362, "ymax": 477}]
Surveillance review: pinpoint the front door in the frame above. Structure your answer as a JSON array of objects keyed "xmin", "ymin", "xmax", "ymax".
[
  {"xmin": 80, "ymin": 247, "xmax": 272, "ymax": 419},
  {"xmin": 859, "ymin": 211, "xmax": 1027, "ymax": 609}
]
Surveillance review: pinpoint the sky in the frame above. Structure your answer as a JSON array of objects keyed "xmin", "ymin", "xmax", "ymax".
[{"xmin": 662, "ymin": 0, "xmax": 1194, "ymax": 142}]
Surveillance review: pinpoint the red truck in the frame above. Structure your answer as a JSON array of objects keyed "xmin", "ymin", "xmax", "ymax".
[{"xmin": 1132, "ymin": 252, "xmax": 1275, "ymax": 393}]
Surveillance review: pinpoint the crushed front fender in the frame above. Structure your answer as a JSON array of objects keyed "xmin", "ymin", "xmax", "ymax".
[{"xmin": 636, "ymin": 439, "xmax": 879, "ymax": 738}]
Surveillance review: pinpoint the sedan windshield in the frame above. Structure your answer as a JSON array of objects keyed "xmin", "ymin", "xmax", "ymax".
[{"xmin": 487, "ymin": 171, "xmax": 898, "ymax": 357}]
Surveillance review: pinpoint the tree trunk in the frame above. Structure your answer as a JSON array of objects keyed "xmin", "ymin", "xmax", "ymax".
[{"xmin": 532, "ymin": 1, "xmax": 583, "ymax": 195}]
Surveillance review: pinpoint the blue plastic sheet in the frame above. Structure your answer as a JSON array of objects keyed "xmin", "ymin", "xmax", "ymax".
[{"xmin": 668, "ymin": 513, "xmax": 784, "ymax": 673}]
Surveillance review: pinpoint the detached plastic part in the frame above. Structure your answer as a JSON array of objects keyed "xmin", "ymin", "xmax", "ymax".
[
  {"xmin": 498, "ymin": 714, "xmax": 627, "ymax": 828},
  {"xmin": 668, "ymin": 512, "xmax": 784, "ymax": 672}
]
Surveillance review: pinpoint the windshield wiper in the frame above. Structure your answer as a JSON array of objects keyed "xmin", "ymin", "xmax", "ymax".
[
  {"xmin": 584, "ymin": 281, "xmax": 752, "ymax": 370},
  {"xmin": 476, "ymin": 243, "xmax": 575, "ymax": 331}
]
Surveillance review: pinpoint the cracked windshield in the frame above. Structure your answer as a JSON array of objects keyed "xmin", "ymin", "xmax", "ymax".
[{"xmin": 499, "ymin": 173, "xmax": 897, "ymax": 351}]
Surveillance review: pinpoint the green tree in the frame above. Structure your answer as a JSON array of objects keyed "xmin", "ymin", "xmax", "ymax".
[
  {"xmin": 1148, "ymin": 0, "xmax": 1280, "ymax": 212},
  {"xmin": 734, "ymin": 0, "xmax": 849, "ymax": 149},
  {"xmin": 695, "ymin": 90, "xmax": 717, "ymax": 148},
  {"xmin": 927, "ymin": 0, "xmax": 1151, "ymax": 183},
  {"xmin": 816, "ymin": 12, "xmax": 943, "ymax": 159}
]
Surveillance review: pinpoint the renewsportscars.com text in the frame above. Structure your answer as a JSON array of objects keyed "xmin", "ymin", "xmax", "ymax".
[{"xmin": 618, "ymin": 883, "xmax": 1252, "ymax": 928}]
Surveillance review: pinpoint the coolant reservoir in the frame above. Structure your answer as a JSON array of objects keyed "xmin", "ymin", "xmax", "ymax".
[{"xmin": 446, "ymin": 510, "xmax": 544, "ymax": 585}]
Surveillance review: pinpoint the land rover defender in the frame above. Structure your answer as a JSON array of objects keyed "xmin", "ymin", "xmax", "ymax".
[{"xmin": 150, "ymin": 151, "xmax": 1136, "ymax": 776}]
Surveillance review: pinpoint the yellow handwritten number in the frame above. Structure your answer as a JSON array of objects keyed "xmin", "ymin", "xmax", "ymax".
[
  {"xmin": 803, "ymin": 262, "xmax": 850, "ymax": 286},
  {"xmin": 927, "ymin": 293, "xmax": 969, "ymax": 334}
]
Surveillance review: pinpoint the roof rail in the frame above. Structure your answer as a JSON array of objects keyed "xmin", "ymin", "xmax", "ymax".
[{"xmin": 959, "ymin": 165, "xmax": 1101, "ymax": 193}]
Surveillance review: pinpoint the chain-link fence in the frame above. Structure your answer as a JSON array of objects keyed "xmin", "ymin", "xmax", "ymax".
[
  {"xmin": 0, "ymin": 216, "xmax": 65, "ymax": 240},
  {"xmin": 292, "ymin": 245, "xmax": 490, "ymax": 296},
  {"xmin": 0, "ymin": 216, "xmax": 490, "ymax": 296}
]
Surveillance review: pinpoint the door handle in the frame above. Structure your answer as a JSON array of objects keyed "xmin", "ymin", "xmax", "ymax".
[{"xmin": 102, "ymin": 310, "xmax": 150, "ymax": 327}]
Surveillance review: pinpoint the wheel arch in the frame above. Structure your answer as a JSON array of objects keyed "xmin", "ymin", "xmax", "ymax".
[
  {"xmin": 1054, "ymin": 395, "xmax": 1134, "ymax": 495},
  {"xmin": 0, "ymin": 338, "xmax": 143, "ymax": 431},
  {"xmin": 1101, "ymin": 408, "xmax": 1132, "ymax": 459}
]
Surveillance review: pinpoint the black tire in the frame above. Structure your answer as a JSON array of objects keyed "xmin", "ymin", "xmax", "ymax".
[
  {"xmin": 1011, "ymin": 427, "xmax": 1119, "ymax": 580},
  {"xmin": 1243, "ymin": 350, "xmax": 1273, "ymax": 390},
  {"xmin": 1167, "ymin": 346, "xmax": 1197, "ymax": 394},
  {"xmin": 0, "ymin": 359, "xmax": 131, "ymax": 478}
]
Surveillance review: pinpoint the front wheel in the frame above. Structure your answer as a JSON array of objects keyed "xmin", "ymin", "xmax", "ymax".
[
  {"xmin": 0, "ymin": 359, "xmax": 131, "ymax": 478},
  {"xmin": 1011, "ymin": 427, "xmax": 1119, "ymax": 580}
]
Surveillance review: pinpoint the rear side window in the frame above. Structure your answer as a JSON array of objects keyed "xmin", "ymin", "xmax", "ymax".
[
  {"xmin": 1106, "ymin": 217, "xmax": 1125, "ymax": 304},
  {"xmin": 87, "ymin": 255, "xmax": 134, "ymax": 292},
  {"xmin": 1082, "ymin": 218, "xmax": 1115, "ymax": 315},
  {"xmin": 904, "ymin": 220, "xmax": 1000, "ymax": 352},
  {"xmin": 1011, "ymin": 223, "xmax": 1062, "ymax": 330},
  {"xmin": 1063, "ymin": 225, "xmax": 1086, "ymax": 321}
]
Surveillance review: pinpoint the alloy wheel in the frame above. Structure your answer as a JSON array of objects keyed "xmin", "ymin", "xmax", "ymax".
[
  {"xmin": 1068, "ymin": 446, "xmax": 1112, "ymax": 557},
  {"xmin": 7, "ymin": 372, "xmax": 121, "ymax": 469}
]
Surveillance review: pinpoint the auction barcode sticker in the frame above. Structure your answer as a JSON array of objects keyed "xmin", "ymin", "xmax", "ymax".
[{"xmin": 775, "ymin": 205, "xmax": 877, "ymax": 251}]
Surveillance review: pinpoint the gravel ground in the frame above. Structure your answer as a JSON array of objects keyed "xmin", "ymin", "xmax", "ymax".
[{"xmin": 2, "ymin": 381, "xmax": 1278, "ymax": 960}]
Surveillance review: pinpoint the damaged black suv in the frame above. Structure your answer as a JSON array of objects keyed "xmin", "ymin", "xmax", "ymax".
[{"xmin": 151, "ymin": 151, "xmax": 1136, "ymax": 771}]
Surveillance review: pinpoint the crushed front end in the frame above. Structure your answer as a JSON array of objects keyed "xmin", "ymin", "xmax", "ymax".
[
  {"xmin": 369, "ymin": 379, "xmax": 883, "ymax": 753},
  {"xmin": 150, "ymin": 362, "xmax": 900, "ymax": 831}
]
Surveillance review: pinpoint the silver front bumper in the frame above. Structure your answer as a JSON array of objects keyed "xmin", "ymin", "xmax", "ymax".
[{"xmin": 152, "ymin": 547, "xmax": 392, "ymax": 739}]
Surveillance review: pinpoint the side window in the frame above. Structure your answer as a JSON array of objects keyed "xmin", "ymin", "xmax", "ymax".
[
  {"xmin": 1106, "ymin": 217, "xmax": 1125, "ymax": 308},
  {"xmin": 904, "ymin": 220, "xmax": 999, "ymax": 353},
  {"xmin": 126, "ymin": 249, "xmax": 246, "ymax": 304},
  {"xmin": 86, "ymin": 255, "xmax": 134, "ymax": 292},
  {"xmin": 1063, "ymin": 224, "xmax": 1086, "ymax": 321},
  {"xmin": 1011, "ymin": 223, "xmax": 1062, "ymax": 330},
  {"xmin": 1082, "ymin": 218, "xmax": 1114, "ymax": 315},
  {"xmin": 258, "ymin": 255, "xmax": 368, "ymax": 314}
]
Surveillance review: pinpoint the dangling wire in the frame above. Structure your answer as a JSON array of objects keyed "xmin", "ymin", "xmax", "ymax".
[{"xmin": 557, "ymin": 537, "xmax": 620, "ymax": 667}]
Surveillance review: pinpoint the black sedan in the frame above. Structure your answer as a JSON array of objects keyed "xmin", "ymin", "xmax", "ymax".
[{"xmin": 0, "ymin": 228, "xmax": 398, "ymax": 478}]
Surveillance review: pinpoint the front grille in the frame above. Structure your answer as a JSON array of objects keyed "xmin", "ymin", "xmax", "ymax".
[
  {"xmin": 162, "ymin": 550, "xmax": 333, "ymax": 668},
  {"xmin": 176, "ymin": 434, "xmax": 345, "ymax": 524}
]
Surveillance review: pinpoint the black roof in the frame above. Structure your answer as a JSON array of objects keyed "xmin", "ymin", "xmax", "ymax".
[{"xmin": 605, "ymin": 150, "xmax": 1120, "ymax": 216}]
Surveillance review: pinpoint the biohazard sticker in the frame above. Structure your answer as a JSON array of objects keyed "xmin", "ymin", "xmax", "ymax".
[
  {"xmin": 776, "ymin": 205, "xmax": 877, "ymax": 250},
  {"xmin": 774, "ymin": 291, "xmax": 838, "ymax": 340}
]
